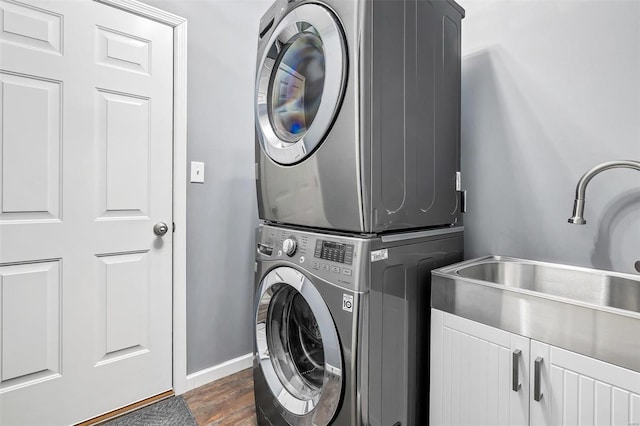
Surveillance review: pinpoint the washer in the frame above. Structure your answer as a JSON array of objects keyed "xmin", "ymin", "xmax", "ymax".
[
  {"xmin": 255, "ymin": 0, "xmax": 465, "ymax": 233},
  {"xmin": 253, "ymin": 224, "xmax": 464, "ymax": 425}
]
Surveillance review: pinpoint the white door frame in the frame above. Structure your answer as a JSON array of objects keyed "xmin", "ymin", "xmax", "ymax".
[{"xmin": 95, "ymin": 0, "xmax": 189, "ymax": 394}]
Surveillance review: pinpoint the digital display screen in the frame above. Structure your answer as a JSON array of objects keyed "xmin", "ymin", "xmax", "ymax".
[
  {"xmin": 323, "ymin": 242, "xmax": 342, "ymax": 250},
  {"xmin": 314, "ymin": 240, "xmax": 353, "ymax": 265}
]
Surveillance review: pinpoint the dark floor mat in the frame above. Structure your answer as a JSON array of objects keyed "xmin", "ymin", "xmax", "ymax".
[{"xmin": 102, "ymin": 396, "xmax": 197, "ymax": 426}]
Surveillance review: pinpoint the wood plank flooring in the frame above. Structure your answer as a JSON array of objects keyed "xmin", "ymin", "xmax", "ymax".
[{"xmin": 184, "ymin": 368, "xmax": 258, "ymax": 426}]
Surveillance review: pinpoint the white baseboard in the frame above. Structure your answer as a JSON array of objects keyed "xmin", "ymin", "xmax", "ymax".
[{"xmin": 182, "ymin": 353, "xmax": 254, "ymax": 393}]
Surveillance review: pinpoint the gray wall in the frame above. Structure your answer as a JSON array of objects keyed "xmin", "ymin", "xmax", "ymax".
[
  {"xmin": 459, "ymin": 0, "xmax": 640, "ymax": 274},
  {"xmin": 140, "ymin": 0, "xmax": 640, "ymax": 375},
  {"xmin": 139, "ymin": 0, "xmax": 271, "ymax": 374}
]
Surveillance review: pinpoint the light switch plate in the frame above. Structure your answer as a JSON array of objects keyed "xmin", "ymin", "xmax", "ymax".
[{"xmin": 190, "ymin": 161, "xmax": 205, "ymax": 183}]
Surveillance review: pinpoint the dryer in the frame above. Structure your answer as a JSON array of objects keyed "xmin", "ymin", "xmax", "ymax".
[
  {"xmin": 255, "ymin": 0, "xmax": 465, "ymax": 233},
  {"xmin": 253, "ymin": 223, "xmax": 463, "ymax": 425}
]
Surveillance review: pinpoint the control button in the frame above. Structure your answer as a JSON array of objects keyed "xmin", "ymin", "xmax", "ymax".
[
  {"xmin": 299, "ymin": 256, "xmax": 305, "ymax": 264},
  {"xmin": 277, "ymin": 250, "xmax": 282, "ymax": 257},
  {"xmin": 282, "ymin": 237, "xmax": 298, "ymax": 257},
  {"xmin": 322, "ymin": 264, "xmax": 330, "ymax": 271},
  {"xmin": 312, "ymin": 261, "xmax": 320, "ymax": 270},
  {"xmin": 342, "ymin": 268, "xmax": 352, "ymax": 276},
  {"xmin": 330, "ymin": 266, "xmax": 340, "ymax": 273}
]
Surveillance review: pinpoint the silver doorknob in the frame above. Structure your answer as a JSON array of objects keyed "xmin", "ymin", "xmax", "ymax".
[{"xmin": 154, "ymin": 222, "xmax": 169, "ymax": 236}]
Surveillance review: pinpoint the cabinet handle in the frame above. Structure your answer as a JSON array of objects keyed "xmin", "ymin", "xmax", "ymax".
[
  {"xmin": 512, "ymin": 349, "xmax": 521, "ymax": 392},
  {"xmin": 534, "ymin": 356, "xmax": 544, "ymax": 402}
]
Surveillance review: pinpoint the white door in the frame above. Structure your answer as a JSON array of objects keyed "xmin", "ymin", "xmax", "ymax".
[
  {"xmin": 430, "ymin": 310, "xmax": 530, "ymax": 426},
  {"xmin": 0, "ymin": 0, "xmax": 174, "ymax": 424},
  {"xmin": 530, "ymin": 340, "xmax": 640, "ymax": 426}
]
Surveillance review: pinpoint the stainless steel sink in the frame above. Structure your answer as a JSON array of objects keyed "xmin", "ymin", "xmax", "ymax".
[
  {"xmin": 455, "ymin": 259, "xmax": 640, "ymax": 313},
  {"xmin": 432, "ymin": 256, "xmax": 640, "ymax": 372}
]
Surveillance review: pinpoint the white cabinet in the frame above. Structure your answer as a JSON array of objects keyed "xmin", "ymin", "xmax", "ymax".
[
  {"xmin": 430, "ymin": 309, "xmax": 529, "ymax": 426},
  {"xmin": 431, "ymin": 309, "xmax": 640, "ymax": 426},
  {"xmin": 530, "ymin": 340, "xmax": 640, "ymax": 426}
]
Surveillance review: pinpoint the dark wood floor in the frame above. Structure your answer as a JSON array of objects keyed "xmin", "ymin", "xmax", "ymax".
[{"xmin": 184, "ymin": 368, "xmax": 258, "ymax": 426}]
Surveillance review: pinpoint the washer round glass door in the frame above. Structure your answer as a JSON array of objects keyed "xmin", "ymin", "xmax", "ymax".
[
  {"xmin": 255, "ymin": 267, "xmax": 343, "ymax": 423},
  {"xmin": 255, "ymin": 3, "xmax": 347, "ymax": 165}
]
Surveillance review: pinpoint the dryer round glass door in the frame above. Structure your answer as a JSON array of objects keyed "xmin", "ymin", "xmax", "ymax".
[
  {"xmin": 255, "ymin": 266, "xmax": 342, "ymax": 423},
  {"xmin": 255, "ymin": 3, "xmax": 347, "ymax": 165}
]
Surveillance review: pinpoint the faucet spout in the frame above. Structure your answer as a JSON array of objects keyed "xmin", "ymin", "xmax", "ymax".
[{"xmin": 568, "ymin": 160, "xmax": 640, "ymax": 224}]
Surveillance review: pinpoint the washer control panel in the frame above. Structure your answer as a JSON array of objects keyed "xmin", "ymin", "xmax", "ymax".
[
  {"xmin": 257, "ymin": 225, "xmax": 364, "ymax": 289},
  {"xmin": 314, "ymin": 240, "xmax": 353, "ymax": 264}
]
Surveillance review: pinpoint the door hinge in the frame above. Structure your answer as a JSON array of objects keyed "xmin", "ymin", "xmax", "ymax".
[{"xmin": 172, "ymin": 222, "xmax": 176, "ymax": 233}]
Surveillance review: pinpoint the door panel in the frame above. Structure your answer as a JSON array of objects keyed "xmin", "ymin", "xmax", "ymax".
[
  {"xmin": 0, "ymin": 72, "xmax": 61, "ymax": 220},
  {"xmin": 96, "ymin": 89, "xmax": 151, "ymax": 217},
  {"xmin": 0, "ymin": 1, "xmax": 173, "ymax": 424},
  {"xmin": 0, "ymin": 0, "xmax": 62, "ymax": 54},
  {"xmin": 531, "ymin": 340, "xmax": 640, "ymax": 426},
  {"xmin": 95, "ymin": 26, "xmax": 151, "ymax": 74},
  {"xmin": 96, "ymin": 251, "xmax": 150, "ymax": 364},
  {"xmin": 0, "ymin": 261, "xmax": 60, "ymax": 384},
  {"xmin": 430, "ymin": 310, "xmax": 529, "ymax": 426}
]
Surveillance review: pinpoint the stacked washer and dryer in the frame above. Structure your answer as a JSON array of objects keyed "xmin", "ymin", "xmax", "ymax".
[{"xmin": 252, "ymin": 0, "xmax": 465, "ymax": 425}]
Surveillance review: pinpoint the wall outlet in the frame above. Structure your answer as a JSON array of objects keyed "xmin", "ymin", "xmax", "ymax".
[{"xmin": 190, "ymin": 161, "xmax": 205, "ymax": 183}]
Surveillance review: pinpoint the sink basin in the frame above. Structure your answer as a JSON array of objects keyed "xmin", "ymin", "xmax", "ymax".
[
  {"xmin": 455, "ymin": 259, "xmax": 640, "ymax": 313},
  {"xmin": 431, "ymin": 256, "xmax": 640, "ymax": 373}
]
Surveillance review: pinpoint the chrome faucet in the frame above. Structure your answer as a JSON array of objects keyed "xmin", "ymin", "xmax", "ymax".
[{"xmin": 568, "ymin": 160, "xmax": 640, "ymax": 225}]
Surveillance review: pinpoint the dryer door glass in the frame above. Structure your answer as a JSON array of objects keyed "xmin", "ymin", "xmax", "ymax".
[
  {"xmin": 255, "ymin": 267, "xmax": 343, "ymax": 423},
  {"xmin": 255, "ymin": 4, "xmax": 346, "ymax": 165},
  {"xmin": 269, "ymin": 31, "xmax": 325, "ymax": 144}
]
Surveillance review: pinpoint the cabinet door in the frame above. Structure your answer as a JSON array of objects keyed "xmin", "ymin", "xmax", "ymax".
[
  {"xmin": 530, "ymin": 340, "xmax": 640, "ymax": 426},
  {"xmin": 430, "ymin": 310, "xmax": 529, "ymax": 426}
]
